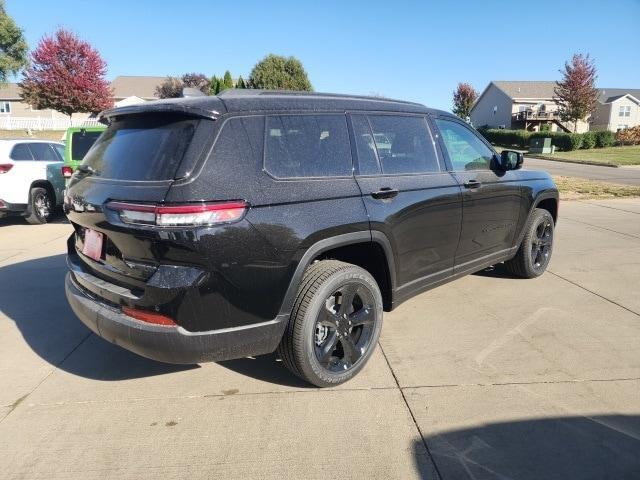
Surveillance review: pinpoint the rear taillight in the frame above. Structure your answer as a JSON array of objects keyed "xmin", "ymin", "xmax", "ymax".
[
  {"xmin": 106, "ymin": 201, "xmax": 248, "ymax": 227},
  {"xmin": 0, "ymin": 164, "xmax": 13, "ymax": 174},
  {"xmin": 122, "ymin": 306, "xmax": 177, "ymax": 326},
  {"xmin": 61, "ymin": 166, "xmax": 74, "ymax": 178}
]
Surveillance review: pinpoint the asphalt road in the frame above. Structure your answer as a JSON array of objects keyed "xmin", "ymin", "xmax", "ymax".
[
  {"xmin": 1, "ymin": 200, "xmax": 639, "ymax": 479},
  {"xmin": 524, "ymin": 156, "xmax": 640, "ymax": 186}
]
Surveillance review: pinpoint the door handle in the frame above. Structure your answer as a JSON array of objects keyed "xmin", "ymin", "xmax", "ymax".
[
  {"xmin": 371, "ymin": 187, "xmax": 399, "ymax": 200},
  {"xmin": 463, "ymin": 179, "xmax": 481, "ymax": 189}
]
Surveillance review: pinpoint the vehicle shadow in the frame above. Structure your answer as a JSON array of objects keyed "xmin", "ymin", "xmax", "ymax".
[
  {"xmin": 0, "ymin": 209, "xmax": 69, "ymax": 227},
  {"xmin": 0, "ymin": 253, "xmax": 304, "ymax": 385},
  {"xmin": 218, "ymin": 353, "xmax": 311, "ymax": 389},
  {"xmin": 412, "ymin": 414, "xmax": 640, "ymax": 479},
  {"xmin": 0, "ymin": 253, "xmax": 195, "ymax": 380},
  {"xmin": 474, "ymin": 263, "xmax": 523, "ymax": 279}
]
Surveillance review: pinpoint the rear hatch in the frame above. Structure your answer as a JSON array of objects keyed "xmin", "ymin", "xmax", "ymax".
[{"xmin": 65, "ymin": 112, "xmax": 217, "ymax": 289}]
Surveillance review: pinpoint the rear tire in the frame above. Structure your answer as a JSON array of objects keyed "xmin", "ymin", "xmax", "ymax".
[
  {"xmin": 278, "ymin": 260, "xmax": 383, "ymax": 387},
  {"xmin": 25, "ymin": 187, "xmax": 53, "ymax": 225},
  {"xmin": 504, "ymin": 208, "xmax": 554, "ymax": 278}
]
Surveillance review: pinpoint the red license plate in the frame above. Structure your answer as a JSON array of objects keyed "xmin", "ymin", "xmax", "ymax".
[{"xmin": 82, "ymin": 229, "xmax": 104, "ymax": 261}]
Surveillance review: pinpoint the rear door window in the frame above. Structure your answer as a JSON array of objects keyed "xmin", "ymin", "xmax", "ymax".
[
  {"xmin": 82, "ymin": 115, "xmax": 198, "ymax": 181},
  {"xmin": 71, "ymin": 130, "xmax": 103, "ymax": 161},
  {"xmin": 10, "ymin": 143, "xmax": 33, "ymax": 160},
  {"xmin": 28, "ymin": 143, "xmax": 59, "ymax": 161},
  {"xmin": 367, "ymin": 115, "xmax": 439, "ymax": 174},
  {"xmin": 265, "ymin": 114, "xmax": 352, "ymax": 178}
]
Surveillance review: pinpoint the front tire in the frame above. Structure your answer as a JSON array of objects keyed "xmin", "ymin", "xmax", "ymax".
[
  {"xmin": 25, "ymin": 187, "xmax": 53, "ymax": 225},
  {"xmin": 504, "ymin": 208, "xmax": 554, "ymax": 278},
  {"xmin": 278, "ymin": 260, "xmax": 383, "ymax": 387}
]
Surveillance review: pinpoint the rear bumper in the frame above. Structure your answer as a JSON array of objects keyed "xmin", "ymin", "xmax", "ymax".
[{"xmin": 65, "ymin": 272, "xmax": 288, "ymax": 364}]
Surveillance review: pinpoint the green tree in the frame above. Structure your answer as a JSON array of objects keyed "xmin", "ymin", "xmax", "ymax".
[
  {"xmin": 223, "ymin": 70, "xmax": 233, "ymax": 90},
  {"xmin": 249, "ymin": 54, "xmax": 312, "ymax": 91},
  {"xmin": 0, "ymin": 0, "xmax": 28, "ymax": 84},
  {"xmin": 209, "ymin": 75, "xmax": 219, "ymax": 95},
  {"xmin": 236, "ymin": 76, "xmax": 246, "ymax": 89}
]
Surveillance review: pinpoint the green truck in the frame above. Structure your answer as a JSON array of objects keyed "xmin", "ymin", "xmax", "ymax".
[{"xmin": 61, "ymin": 126, "xmax": 106, "ymax": 185}]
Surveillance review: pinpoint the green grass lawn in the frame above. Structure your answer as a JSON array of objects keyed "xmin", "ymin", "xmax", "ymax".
[{"xmin": 535, "ymin": 145, "xmax": 640, "ymax": 166}]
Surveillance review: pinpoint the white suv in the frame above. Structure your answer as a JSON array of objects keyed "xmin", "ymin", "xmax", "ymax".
[{"xmin": 0, "ymin": 139, "xmax": 65, "ymax": 224}]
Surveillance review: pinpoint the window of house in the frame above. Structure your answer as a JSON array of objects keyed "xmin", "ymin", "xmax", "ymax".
[
  {"xmin": 619, "ymin": 106, "xmax": 631, "ymax": 117},
  {"xmin": 264, "ymin": 114, "xmax": 352, "ymax": 178},
  {"xmin": 0, "ymin": 102, "xmax": 11, "ymax": 114},
  {"xmin": 435, "ymin": 119, "xmax": 494, "ymax": 171}
]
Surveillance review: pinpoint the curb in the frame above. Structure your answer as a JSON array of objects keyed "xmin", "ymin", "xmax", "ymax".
[{"xmin": 525, "ymin": 155, "xmax": 619, "ymax": 168}]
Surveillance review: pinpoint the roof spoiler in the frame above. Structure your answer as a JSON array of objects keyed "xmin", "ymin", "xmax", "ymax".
[{"xmin": 99, "ymin": 100, "xmax": 220, "ymax": 124}]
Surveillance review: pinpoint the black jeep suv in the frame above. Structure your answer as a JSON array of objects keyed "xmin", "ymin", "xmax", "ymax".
[{"xmin": 64, "ymin": 90, "xmax": 558, "ymax": 387}]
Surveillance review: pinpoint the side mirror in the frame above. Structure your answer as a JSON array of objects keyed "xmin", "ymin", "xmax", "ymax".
[{"xmin": 499, "ymin": 150, "xmax": 524, "ymax": 170}]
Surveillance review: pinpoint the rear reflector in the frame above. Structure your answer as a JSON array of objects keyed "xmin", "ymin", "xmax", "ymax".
[
  {"xmin": 107, "ymin": 201, "xmax": 248, "ymax": 227},
  {"xmin": 0, "ymin": 164, "xmax": 13, "ymax": 174},
  {"xmin": 122, "ymin": 306, "xmax": 177, "ymax": 326},
  {"xmin": 61, "ymin": 166, "xmax": 74, "ymax": 178}
]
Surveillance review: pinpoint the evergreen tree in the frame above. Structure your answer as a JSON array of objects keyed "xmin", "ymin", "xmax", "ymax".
[
  {"xmin": 223, "ymin": 70, "xmax": 233, "ymax": 90},
  {"xmin": 236, "ymin": 76, "xmax": 246, "ymax": 89}
]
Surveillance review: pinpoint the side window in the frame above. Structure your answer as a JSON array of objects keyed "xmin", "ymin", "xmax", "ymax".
[
  {"xmin": 351, "ymin": 114, "xmax": 380, "ymax": 175},
  {"xmin": 28, "ymin": 143, "xmax": 59, "ymax": 161},
  {"xmin": 265, "ymin": 114, "xmax": 352, "ymax": 178},
  {"xmin": 52, "ymin": 144, "xmax": 65, "ymax": 160},
  {"xmin": 10, "ymin": 143, "xmax": 34, "ymax": 161},
  {"xmin": 368, "ymin": 115, "xmax": 439, "ymax": 174},
  {"xmin": 435, "ymin": 119, "xmax": 494, "ymax": 171}
]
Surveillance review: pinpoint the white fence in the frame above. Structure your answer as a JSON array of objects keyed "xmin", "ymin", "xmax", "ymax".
[{"xmin": 0, "ymin": 116, "xmax": 102, "ymax": 131}]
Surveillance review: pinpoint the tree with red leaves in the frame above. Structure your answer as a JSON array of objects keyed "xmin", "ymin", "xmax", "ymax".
[
  {"xmin": 19, "ymin": 28, "xmax": 112, "ymax": 121},
  {"xmin": 452, "ymin": 83, "xmax": 478, "ymax": 120},
  {"xmin": 554, "ymin": 53, "xmax": 599, "ymax": 132}
]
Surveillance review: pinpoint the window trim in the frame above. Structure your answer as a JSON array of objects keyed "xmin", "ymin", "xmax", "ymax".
[
  {"xmin": 619, "ymin": 105, "xmax": 631, "ymax": 117},
  {"xmin": 262, "ymin": 112, "xmax": 355, "ymax": 181},
  {"xmin": 430, "ymin": 114, "xmax": 499, "ymax": 173},
  {"xmin": 348, "ymin": 112, "xmax": 443, "ymax": 178},
  {"xmin": 0, "ymin": 101, "xmax": 11, "ymax": 114}
]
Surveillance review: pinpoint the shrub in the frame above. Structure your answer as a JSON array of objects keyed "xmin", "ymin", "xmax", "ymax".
[
  {"xmin": 581, "ymin": 131, "xmax": 596, "ymax": 149},
  {"xmin": 594, "ymin": 130, "xmax": 615, "ymax": 148}
]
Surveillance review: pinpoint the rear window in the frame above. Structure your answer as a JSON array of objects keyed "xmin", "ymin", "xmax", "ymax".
[
  {"xmin": 82, "ymin": 115, "xmax": 198, "ymax": 181},
  {"xmin": 71, "ymin": 130, "xmax": 103, "ymax": 161},
  {"xmin": 265, "ymin": 114, "xmax": 352, "ymax": 178}
]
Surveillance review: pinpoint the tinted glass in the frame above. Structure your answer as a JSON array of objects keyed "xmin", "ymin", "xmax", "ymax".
[
  {"xmin": 435, "ymin": 119, "xmax": 494, "ymax": 171},
  {"xmin": 351, "ymin": 115, "xmax": 380, "ymax": 175},
  {"xmin": 52, "ymin": 144, "xmax": 65, "ymax": 160},
  {"xmin": 368, "ymin": 115, "xmax": 438, "ymax": 174},
  {"xmin": 265, "ymin": 114, "xmax": 352, "ymax": 178},
  {"xmin": 28, "ymin": 143, "xmax": 59, "ymax": 161},
  {"xmin": 82, "ymin": 115, "xmax": 198, "ymax": 180},
  {"xmin": 71, "ymin": 131, "xmax": 103, "ymax": 161},
  {"xmin": 10, "ymin": 143, "xmax": 33, "ymax": 161}
]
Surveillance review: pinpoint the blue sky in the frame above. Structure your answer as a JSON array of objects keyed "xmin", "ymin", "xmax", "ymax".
[{"xmin": 7, "ymin": 0, "xmax": 640, "ymax": 111}]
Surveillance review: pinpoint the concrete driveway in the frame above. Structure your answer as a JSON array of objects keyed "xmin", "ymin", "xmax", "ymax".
[
  {"xmin": 1, "ymin": 200, "xmax": 639, "ymax": 479},
  {"xmin": 524, "ymin": 156, "xmax": 640, "ymax": 186}
]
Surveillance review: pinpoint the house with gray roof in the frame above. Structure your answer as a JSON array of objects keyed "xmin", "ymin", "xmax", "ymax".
[
  {"xmin": 591, "ymin": 88, "xmax": 640, "ymax": 132},
  {"xmin": 470, "ymin": 81, "xmax": 589, "ymax": 133},
  {"xmin": 0, "ymin": 76, "xmax": 165, "ymax": 129},
  {"xmin": 470, "ymin": 81, "xmax": 639, "ymax": 133}
]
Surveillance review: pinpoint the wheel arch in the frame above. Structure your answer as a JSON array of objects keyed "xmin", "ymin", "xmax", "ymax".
[
  {"xmin": 29, "ymin": 180, "xmax": 56, "ymax": 204},
  {"xmin": 514, "ymin": 190, "xmax": 558, "ymax": 248},
  {"xmin": 277, "ymin": 231, "xmax": 397, "ymax": 316}
]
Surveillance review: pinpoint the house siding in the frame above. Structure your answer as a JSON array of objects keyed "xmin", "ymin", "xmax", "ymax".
[{"xmin": 470, "ymin": 84, "xmax": 513, "ymax": 129}]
